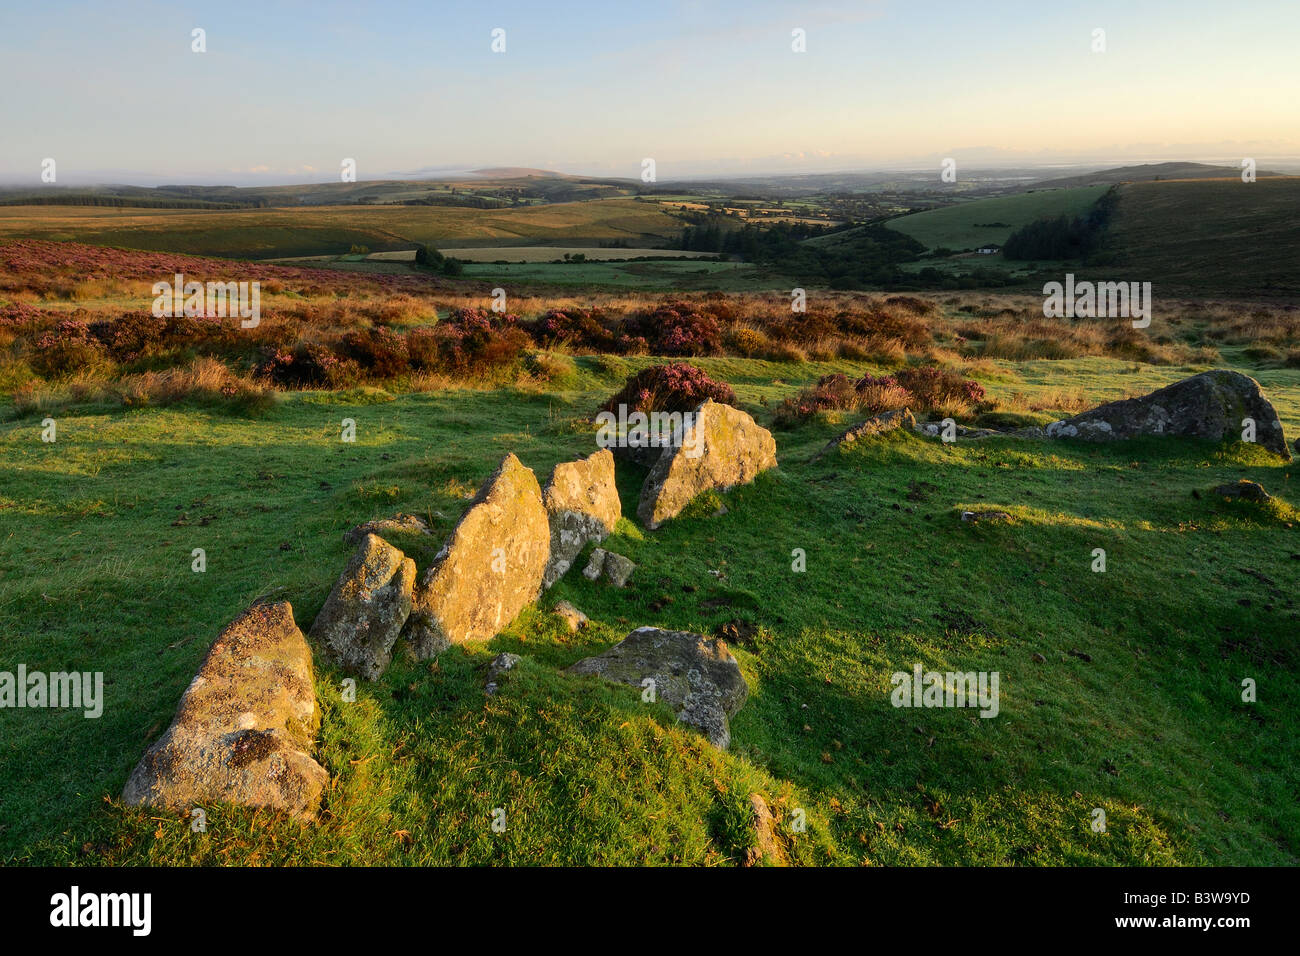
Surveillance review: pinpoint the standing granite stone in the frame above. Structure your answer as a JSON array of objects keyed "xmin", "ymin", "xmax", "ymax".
[
  {"xmin": 122, "ymin": 601, "xmax": 329, "ymax": 819},
  {"xmin": 637, "ymin": 399, "xmax": 778, "ymax": 530},
  {"xmin": 542, "ymin": 449, "xmax": 621, "ymax": 588},
  {"xmin": 309, "ymin": 533, "xmax": 415, "ymax": 680},
  {"xmin": 568, "ymin": 626, "xmax": 749, "ymax": 749},
  {"xmin": 404, "ymin": 453, "xmax": 550, "ymax": 655},
  {"xmin": 1044, "ymin": 370, "xmax": 1290, "ymax": 460}
]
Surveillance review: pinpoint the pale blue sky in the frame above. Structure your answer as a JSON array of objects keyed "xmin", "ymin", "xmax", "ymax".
[{"xmin": 1, "ymin": 0, "xmax": 1296, "ymax": 184}]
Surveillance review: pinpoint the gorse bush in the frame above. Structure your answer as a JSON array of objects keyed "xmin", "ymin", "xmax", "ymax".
[{"xmin": 601, "ymin": 362, "xmax": 737, "ymax": 414}]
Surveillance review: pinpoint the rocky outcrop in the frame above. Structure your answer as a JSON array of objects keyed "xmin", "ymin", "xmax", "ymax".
[
  {"xmin": 1045, "ymin": 370, "xmax": 1290, "ymax": 460},
  {"xmin": 568, "ymin": 626, "xmax": 749, "ymax": 749},
  {"xmin": 637, "ymin": 400, "xmax": 778, "ymax": 529},
  {"xmin": 404, "ymin": 454, "xmax": 550, "ymax": 655},
  {"xmin": 122, "ymin": 602, "xmax": 328, "ymax": 819},
  {"xmin": 310, "ymin": 533, "xmax": 415, "ymax": 680},
  {"xmin": 542, "ymin": 449, "xmax": 621, "ymax": 588}
]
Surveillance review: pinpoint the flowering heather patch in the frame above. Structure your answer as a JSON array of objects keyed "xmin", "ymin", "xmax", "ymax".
[
  {"xmin": 526, "ymin": 307, "xmax": 618, "ymax": 352},
  {"xmin": 600, "ymin": 362, "xmax": 737, "ymax": 415},
  {"xmin": 773, "ymin": 365, "xmax": 983, "ymax": 427},
  {"xmin": 623, "ymin": 302, "xmax": 723, "ymax": 356},
  {"xmin": 431, "ymin": 307, "xmax": 530, "ymax": 373},
  {"xmin": 339, "ymin": 326, "xmax": 410, "ymax": 378},
  {"xmin": 893, "ymin": 365, "xmax": 986, "ymax": 408},
  {"xmin": 256, "ymin": 343, "xmax": 354, "ymax": 388},
  {"xmin": 31, "ymin": 319, "xmax": 109, "ymax": 376}
]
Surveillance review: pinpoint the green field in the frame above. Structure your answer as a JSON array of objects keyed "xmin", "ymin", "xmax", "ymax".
[
  {"xmin": 2, "ymin": 356, "xmax": 1297, "ymax": 865},
  {"xmin": 0, "ymin": 199, "xmax": 687, "ymax": 260},
  {"xmin": 881, "ymin": 186, "xmax": 1111, "ymax": 251}
]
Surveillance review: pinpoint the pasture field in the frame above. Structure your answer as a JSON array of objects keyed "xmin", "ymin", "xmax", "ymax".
[
  {"xmin": 0, "ymin": 198, "xmax": 687, "ymax": 260},
  {"xmin": 1, "ymin": 354, "xmax": 1297, "ymax": 865},
  {"xmin": 876, "ymin": 186, "xmax": 1111, "ymax": 251}
]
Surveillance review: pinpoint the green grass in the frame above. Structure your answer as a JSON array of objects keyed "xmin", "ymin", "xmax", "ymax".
[
  {"xmin": 1, "ymin": 356, "xmax": 1297, "ymax": 865},
  {"xmin": 879, "ymin": 186, "xmax": 1110, "ymax": 251}
]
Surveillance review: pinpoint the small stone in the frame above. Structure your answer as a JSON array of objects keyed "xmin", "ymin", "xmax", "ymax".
[
  {"xmin": 484, "ymin": 652, "xmax": 522, "ymax": 695},
  {"xmin": 583, "ymin": 548, "xmax": 607, "ymax": 581},
  {"xmin": 552, "ymin": 600, "xmax": 588, "ymax": 632},
  {"xmin": 1212, "ymin": 480, "xmax": 1270, "ymax": 503},
  {"xmin": 601, "ymin": 552, "xmax": 637, "ymax": 588},
  {"xmin": 1031, "ymin": 652, "xmax": 1047, "ymax": 663}
]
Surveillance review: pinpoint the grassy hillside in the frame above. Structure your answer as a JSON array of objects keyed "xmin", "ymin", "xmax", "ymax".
[
  {"xmin": 0, "ymin": 199, "xmax": 686, "ymax": 260},
  {"xmin": 1099, "ymin": 178, "xmax": 1300, "ymax": 298},
  {"xmin": 878, "ymin": 186, "xmax": 1110, "ymax": 251},
  {"xmin": 2, "ymin": 355, "xmax": 1297, "ymax": 865}
]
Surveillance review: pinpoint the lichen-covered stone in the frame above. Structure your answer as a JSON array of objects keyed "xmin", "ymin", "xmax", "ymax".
[
  {"xmin": 1045, "ymin": 370, "xmax": 1290, "ymax": 459},
  {"xmin": 568, "ymin": 626, "xmax": 749, "ymax": 749},
  {"xmin": 581, "ymin": 547, "xmax": 635, "ymax": 587},
  {"xmin": 542, "ymin": 449, "xmax": 621, "ymax": 588},
  {"xmin": 310, "ymin": 533, "xmax": 415, "ymax": 680},
  {"xmin": 404, "ymin": 454, "xmax": 549, "ymax": 654},
  {"xmin": 637, "ymin": 400, "xmax": 777, "ymax": 530},
  {"xmin": 122, "ymin": 601, "xmax": 328, "ymax": 819}
]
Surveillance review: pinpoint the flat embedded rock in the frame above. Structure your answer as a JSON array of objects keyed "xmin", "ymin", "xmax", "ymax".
[
  {"xmin": 1045, "ymin": 370, "xmax": 1290, "ymax": 460},
  {"xmin": 813, "ymin": 408, "xmax": 915, "ymax": 460},
  {"xmin": 1212, "ymin": 480, "xmax": 1271, "ymax": 502},
  {"xmin": 542, "ymin": 449, "xmax": 621, "ymax": 589},
  {"xmin": 343, "ymin": 512, "xmax": 432, "ymax": 548},
  {"xmin": 568, "ymin": 626, "xmax": 749, "ymax": 749},
  {"xmin": 310, "ymin": 533, "xmax": 415, "ymax": 680},
  {"xmin": 122, "ymin": 601, "xmax": 328, "ymax": 819},
  {"xmin": 637, "ymin": 400, "xmax": 777, "ymax": 530},
  {"xmin": 404, "ymin": 453, "xmax": 549, "ymax": 654}
]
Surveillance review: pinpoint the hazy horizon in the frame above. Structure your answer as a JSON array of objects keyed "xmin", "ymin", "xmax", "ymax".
[{"xmin": 2, "ymin": 0, "xmax": 1298, "ymax": 187}]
